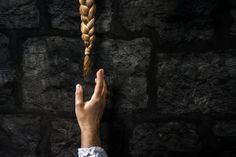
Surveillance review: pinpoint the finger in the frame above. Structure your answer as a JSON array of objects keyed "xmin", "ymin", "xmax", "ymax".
[
  {"xmin": 75, "ymin": 84, "xmax": 84, "ymax": 108},
  {"xmin": 91, "ymin": 69, "xmax": 104, "ymax": 100},
  {"xmin": 102, "ymin": 79, "xmax": 108, "ymax": 101}
]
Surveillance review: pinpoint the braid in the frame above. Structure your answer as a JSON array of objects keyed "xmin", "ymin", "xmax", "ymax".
[{"xmin": 79, "ymin": 0, "xmax": 96, "ymax": 79}]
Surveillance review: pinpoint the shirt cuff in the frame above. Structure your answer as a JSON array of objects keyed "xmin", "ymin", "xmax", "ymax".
[{"xmin": 78, "ymin": 146, "xmax": 107, "ymax": 157}]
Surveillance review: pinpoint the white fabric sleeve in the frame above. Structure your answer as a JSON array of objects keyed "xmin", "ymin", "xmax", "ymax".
[{"xmin": 78, "ymin": 146, "xmax": 108, "ymax": 157}]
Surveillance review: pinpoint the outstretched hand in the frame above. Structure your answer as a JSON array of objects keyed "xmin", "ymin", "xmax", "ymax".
[{"xmin": 75, "ymin": 69, "xmax": 107, "ymax": 147}]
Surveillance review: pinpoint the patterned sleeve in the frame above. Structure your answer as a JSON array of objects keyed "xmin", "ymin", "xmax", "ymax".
[{"xmin": 78, "ymin": 146, "xmax": 108, "ymax": 157}]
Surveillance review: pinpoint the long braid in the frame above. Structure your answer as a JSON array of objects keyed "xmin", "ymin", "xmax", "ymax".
[{"xmin": 79, "ymin": 0, "xmax": 96, "ymax": 79}]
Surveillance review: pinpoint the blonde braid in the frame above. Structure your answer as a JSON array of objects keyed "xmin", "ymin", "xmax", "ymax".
[{"xmin": 79, "ymin": 0, "xmax": 96, "ymax": 79}]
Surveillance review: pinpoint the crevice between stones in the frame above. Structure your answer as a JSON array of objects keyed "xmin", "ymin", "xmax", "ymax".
[{"xmin": 36, "ymin": 116, "xmax": 52, "ymax": 157}]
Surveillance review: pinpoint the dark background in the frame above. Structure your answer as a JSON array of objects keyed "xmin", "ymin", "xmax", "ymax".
[{"xmin": 0, "ymin": 0, "xmax": 236, "ymax": 157}]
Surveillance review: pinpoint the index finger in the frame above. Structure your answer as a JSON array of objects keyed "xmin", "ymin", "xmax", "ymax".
[{"xmin": 91, "ymin": 69, "xmax": 104, "ymax": 100}]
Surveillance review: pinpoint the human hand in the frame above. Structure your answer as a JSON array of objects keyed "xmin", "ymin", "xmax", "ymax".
[{"xmin": 75, "ymin": 69, "xmax": 107, "ymax": 147}]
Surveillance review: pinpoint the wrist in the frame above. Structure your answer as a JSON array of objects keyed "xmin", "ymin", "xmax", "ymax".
[
  {"xmin": 80, "ymin": 126, "xmax": 99, "ymax": 134},
  {"xmin": 80, "ymin": 128, "xmax": 101, "ymax": 148},
  {"xmin": 80, "ymin": 122, "xmax": 100, "ymax": 134}
]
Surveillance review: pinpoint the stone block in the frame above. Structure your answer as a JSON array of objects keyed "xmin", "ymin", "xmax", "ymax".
[
  {"xmin": 230, "ymin": 9, "xmax": 236, "ymax": 36},
  {"xmin": 213, "ymin": 121, "xmax": 236, "ymax": 137},
  {"xmin": 119, "ymin": 0, "xmax": 216, "ymax": 47},
  {"xmin": 48, "ymin": 0, "xmax": 112, "ymax": 33},
  {"xmin": 156, "ymin": 51, "xmax": 236, "ymax": 114},
  {"xmin": 94, "ymin": 38, "xmax": 151, "ymax": 113},
  {"xmin": 0, "ymin": 33, "xmax": 17, "ymax": 110},
  {"xmin": 95, "ymin": 0, "xmax": 113, "ymax": 33},
  {"xmin": 50, "ymin": 118, "xmax": 80, "ymax": 157},
  {"xmin": 0, "ymin": 0, "xmax": 39, "ymax": 29},
  {"xmin": 95, "ymin": 38, "xmax": 151, "ymax": 78},
  {"xmin": 220, "ymin": 151, "xmax": 236, "ymax": 157},
  {"xmin": 0, "ymin": 115, "xmax": 40, "ymax": 157},
  {"xmin": 22, "ymin": 37, "xmax": 84, "ymax": 111},
  {"xmin": 130, "ymin": 122, "xmax": 200, "ymax": 157},
  {"xmin": 115, "ymin": 76, "xmax": 148, "ymax": 114}
]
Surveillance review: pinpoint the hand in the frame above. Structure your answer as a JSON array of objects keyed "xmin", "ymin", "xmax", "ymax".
[{"xmin": 75, "ymin": 69, "xmax": 107, "ymax": 147}]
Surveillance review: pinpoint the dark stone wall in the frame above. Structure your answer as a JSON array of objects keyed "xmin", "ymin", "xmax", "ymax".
[{"xmin": 0, "ymin": 0, "xmax": 236, "ymax": 157}]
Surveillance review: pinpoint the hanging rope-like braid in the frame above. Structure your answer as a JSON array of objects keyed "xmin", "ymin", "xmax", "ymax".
[{"xmin": 79, "ymin": 0, "xmax": 96, "ymax": 79}]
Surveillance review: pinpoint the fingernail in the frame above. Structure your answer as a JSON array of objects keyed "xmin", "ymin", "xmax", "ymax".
[{"xmin": 76, "ymin": 84, "xmax": 80, "ymax": 89}]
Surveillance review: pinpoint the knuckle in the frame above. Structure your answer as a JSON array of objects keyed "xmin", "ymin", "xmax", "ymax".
[
  {"xmin": 75, "ymin": 90, "xmax": 80, "ymax": 95},
  {"xmin": 98, "ymin": 82, "xmax": 103, "ymax": 88},
  {"xmin": 91, "ymin": 97, "xmax": 100, "ymax": 103},
  {"xmin": 75, "ymin": 101, "xmax": 83, "ymax": 107}
]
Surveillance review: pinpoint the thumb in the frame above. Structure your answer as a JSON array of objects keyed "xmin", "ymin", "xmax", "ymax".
[{"xmin": 75, "ymin": 84, "xmax": 84, "ymax": 108}]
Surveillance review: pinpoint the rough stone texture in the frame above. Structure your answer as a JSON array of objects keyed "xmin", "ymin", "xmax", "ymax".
[
  {"xmin": 48, "ymin": 0, "xmax": 112, "ymax": 33},
  {"xmin": 0, "ymin": 33, "xmax": 17, "ymax": 110},
  {"xmin": 0, "ymin": 0, "xmax": 236, "ymax": 156},
  {"xmin": 0, "ymin": 0, "xmax": 39, "ymax": 29},
  {"xmin": 96, "ymin": 38, "xmax": 151, "ymax": 77},
  {"xmin": 0, "ymin": 115, "xmax": 40, "ymax": 157},
  {"xmin": 156, "ymin": 51, "xmax": 236, "ymax": 114},
  {"xmin": 230, "ymin": 10, "xmax": 236, "ymax": 36},
  {"xmin": 22, "ymin": 37, "xmax": 84, "ymax": 111},
  {"xmin": 119, "ymin": 0, "xmax": 176, "ymax": 31},
  {"xmin": 95, "ymin": 38, "xmax": 151, "ymax": 113},
  {"xmin": 119, "ymin": 0, "xmax": 215, "ymax": 46},
  {"xmin": 21, "ymin": 37, "xmax": 151, "ymax": 113},
  {"xmin": 50, "ymin": 120, "xmax": 125, "ymax": 157},
  {"xmin": 95, "ymin": 0, "xmax": 113, "ymax": 33},
  {"xmin": 213, "ymin": 121, "xmax": 236, "ymax": 137},
  {"xmin": 48, "ymin": 0, "xmax": 80, "ymax": 30},
  {"xmin": 50, "ymin": 118, "xmax": 80, "ymax": 157},
  {"xmin": 230, "ymin": 1, "xmax": 236, "ymax": 36},
  {"xmin": 213, "ymin": 121, "xmax": 236, "ymax": 156},
  {"xmin": 116, "ymin": 76, "xmax": 148, "ymax": 113},
  {"xmin": 220, "ymin": 151, "xmax": 236, "ymax": 157},
  {"xmin": 130, "ymin": 122, "xmax": 201, "ymax": 157}
]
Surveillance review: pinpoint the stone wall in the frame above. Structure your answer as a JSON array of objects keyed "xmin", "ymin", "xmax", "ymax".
[{"xmin": 0, "ymin": 0, "xmax": 236, "ymax": 157}]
